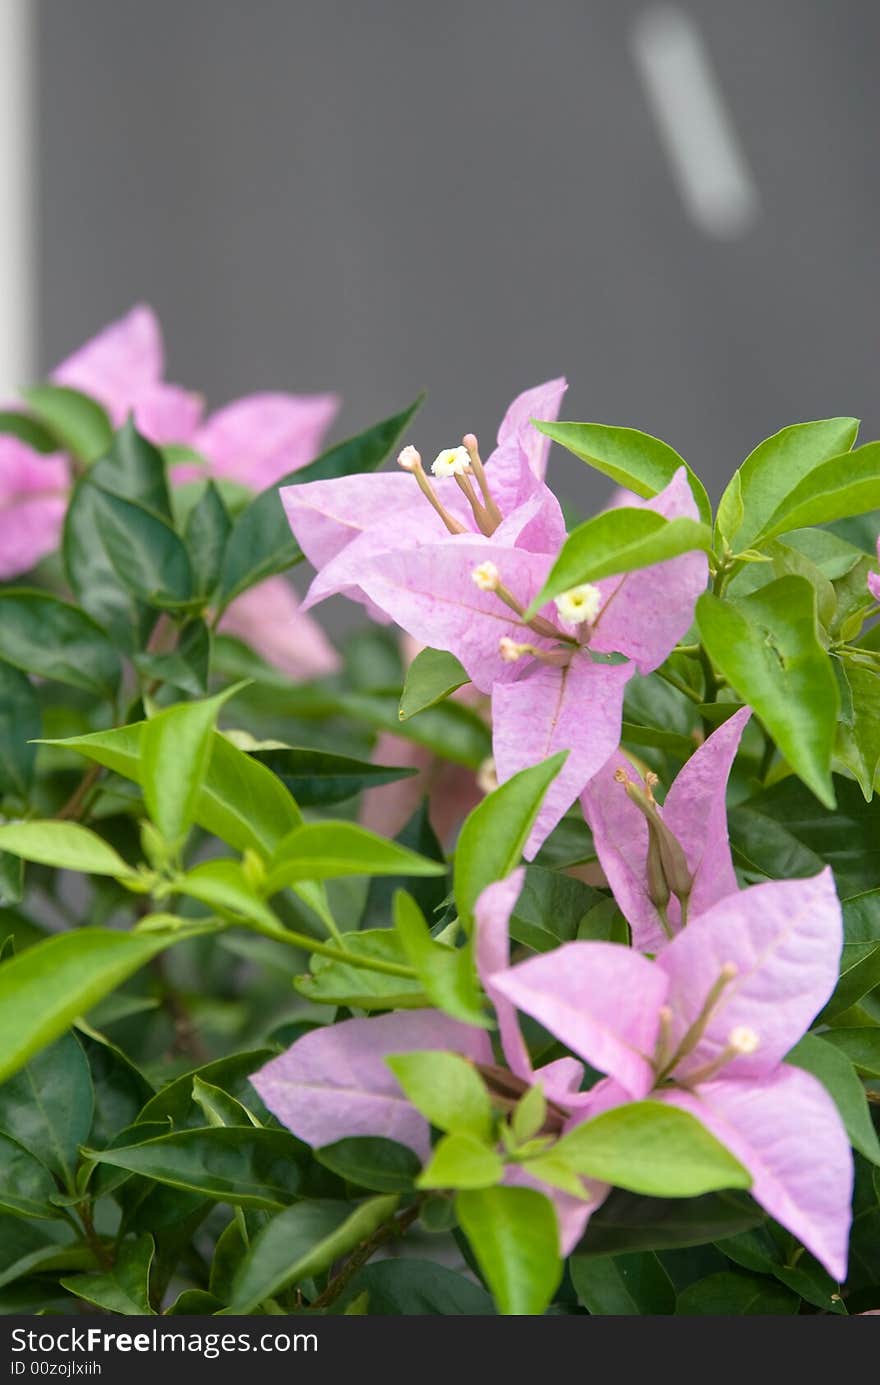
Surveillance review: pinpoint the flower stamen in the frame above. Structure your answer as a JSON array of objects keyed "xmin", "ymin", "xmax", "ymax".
[
  {"xmin": 397, "ymin": 446, "xmax": 467, "ymax": 535},
  {"xmin": 680, "ymin": 1026, "xmax": 760, "ymax": 1086},
  {"xmin": 463, "ymin": 432, "xmax": 503, "ymax": 530},
  {"xmin": 654, "ymin": 962, "xmax": 738, "ymax": 1081}
]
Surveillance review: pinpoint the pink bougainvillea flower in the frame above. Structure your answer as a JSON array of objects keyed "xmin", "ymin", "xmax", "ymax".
[
  {"xmin": 0, "ymin": 438, "xmax": 69, "ymax": 579},
  {"xmin": 868, "ymin": 538, "xmax": 880, "ymax": 603},
  {"xmin": 216, "ymin": 574, "xmax": 340, "ymax": 680},
  {"xmin": 491, "ymin": 867, "xmax": 852, "ymax": 1279},
  {"xmin": 347, "ymin": 469, "xmax": 707, "ymax": 855},
  {"xmin": 281, "ymin": 378, "xmax": 569, "ymax": 616},
  {"xmin": 252, "ymin": 869, "xmax": 605, "ymax": 1253},
  {"xmin": 582, "ymin": 705, "xmax": 751, "ymax": 951}
]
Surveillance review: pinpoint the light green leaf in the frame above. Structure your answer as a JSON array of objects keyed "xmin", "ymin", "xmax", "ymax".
[
  {"xmin": 399, "ymin": 648, "xmax": 470, "ymax": 720},
  {"xmin": 756, "ymin": 440, "xmax": 880, "ymax": 543},
  {"xmin": 534, "ymin": 421, "xmax": 710, "ymax": 524},
  {"xmin": 554, "ymin": 1101, "xmax": 750, "ymax": 1197},
  {"xmin": 141, "ymin": 685, "xmax": 244, "ymax": 845},
  {"xmin": 0, "ymin": 821, "xmax": 135, "ymax": 877},
  {"xmin": 295, "ymin": 931, "xmax": 425, "ymax": 1011},
  {"xmin": 528, "ymin": 509, "xmax": 712, "ymax": 614},
  {"xmin": 386, "ymin": 1051, "xmax": 492, "ymax": 1140},
  {"xmin": 417, "ymin": 1133, "xmax": 504, "ymax": 1190},
  {"xmin": 227, "ymin": 1196, "xmax": 399, "ymax": 1314},
  {"xmin": 512, "ymin": 1083, "xmax": 547, "ymax": 1145},
  {"xmin": 455, "ymin": 1185, "xmax": 562, "ymax": 1315},
  {"xmin": 696, "ymin": 578, "xmax": 839, "ymax": 806},
  {"xmin": 394, "ymin": 891, "xmax": 488, "ymax": 1027},
  {"xmin": 264, "ymin": 821, "xmax": 446, "ymax": 893},
  {"xmin": 22, "ymin": 383, "xmax": 113, "ymax": 464},
  {"xmin": 175, "ymin": 859, "xmax": 279, "ymax": 930},
  {"xmin": 191, "ymin": 1076, "xmax": 261, "ymax": 1129}
]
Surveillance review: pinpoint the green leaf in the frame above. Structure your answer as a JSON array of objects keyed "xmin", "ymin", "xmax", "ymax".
[
  {"xmin": 0, "ymin": 410, "xmax": 58, "ymax": 452},
  {"xmin": 0, "ymin": 1035, "xmax": 93, "ymax": 1187},
  {"xmin": 819, "ymin": 943, "xmax": 880, "ymax": 1022},
  {"xmin": 165, "ymin": 1289, "xmax": 222, "ymax": 1315},
  {"xmin": 227, "ymin": 1196, "xmax": 399, "ymax": 1313},
  {"xmin": 184, "ymin": 480, "xmax": 231, "ymax": 596},
  {"xmin": 399, "ymin": 648, "xmax": 470, "ymax": 721},
  {"xmin": 676, "ymin": 1270, "xmax": 799, "ymax": 1315},
  {"xmin": 251, "ymin": 744, "xmax": 418, "ymax": 807},
  {"xmin": 141, "ymin": 685, "xmax": 244, "ymax": 845},
  {"xmin": 0, "ymin": 1219, "xmax": 93, "ymax": 1291},
  {"xmin": 61, "ymin": 1235, "xmax": 155, "ymax": 1315},
  {"xmin": 219, "ymin": 397, "xmax": 423, "ymax": 607},
  {"xmin": 0, "ymin": 821, "xmax": 135, "ymax": 877},
  {"xmin": 314, "ymin": 1137, "xmax": 421, "ymax": 1193},
  {"xmin": 554, "ymin": 1101, "xmax": 750, "ymax": 1198},
  {"xmin": 21, "ymin": 383, "xmax": 113, "ymax": 464},
  {"xmin": 835, "ymin": 658, "xmax": 880, "ymax": 799},
  {"xmin": 508, "ymin": 865, "xmax": 603, "ymax": 953},
  {"xmin": 133, "ymin": 619, "xmax": 211, "ymax": 697},
  {"xmin": 385, "ymin": 1051, "xmax": 492, "ymax": 1140},
  {"xmin": 512, "ymin": 1084, "xmax": 547, "ymax": 1145},
  {"xmin": 0, "ymin": 926, "xmax": 204, "ymax": 1084},
  {"xmin": 696, "ymin": 579, "xmax": 838, "ymax": 806},
  {"xmin": 755, "ymin": 440, "xmax": 880, "ymax": 544},
  {"xmin": 570, "ymin": 1251, "xmax": 676, "ymax": 1315},
  {"xmin": 0, "ymin": 663, "xmax": 39, "ymax": 799},
  {"xmin": 175, "ymin": 859, "xmax": 280, "ymax": 930},
  {"xmin": 191, "ymin": 1076, "xmax": 261, "ymax": 1129},
  {"xmin": 577, "ymin": 1189, "xmax": 762, "ymax": 1256},
  {"xmin": 85, "ymin": 1127, "xmax": 307, "ymax": 1208},
  {"xmin": 337, "ymin": 1259, "xmax": 495, "ymax": 1314},
  {"xmin": 453, "ymin": 754, "xmax": 565, "ymax": 931},
  {"xmin": 137, "ymin": 1049, "xmax": 276, "ymax": 1128},
  {"xmin": 92, "ymin": 489, "xmax": 194, "ymax": 607},
  {"xmin": 417, "ymin": 1133, "xmax": 504, "ymax": 1190},
  {"xmin": 534, "ymin": 421, "xmax": 711, "ymax": 524},
  {"xmin": 394, "ymin": 890, "xmax": 488, "ymax": 1027},
  {"xmin": 717, "ymin": 417, "xmax": 859, "ymax": 550},
  {"xmin": 78, "ymin": 1031, "xmax": 154, "ymax": 1149},
  {"xmin": 455, "ymin": 1186, "xmax": 561, "ymax": 1315},
  {"xmin": 0, "ymin": 1133, "xmax": 60, "ymax": 1219},
  {"xmin": 528, "ymin": 509, "xmax": 713, "ymax": 614},
  {"xmin": 295, "ymin": 931, "xmax": 426, "ymax": 1011},
  {"xmin": 0, "ymin": 589, "xmax": 120, "ymax": 696},
  {"xmin": 787, "ymin": 1034, "xmax": 880, "ymax": 1165},
  {"xmin": 820, "ymin": 1028, "xmax": 880, "ymax": 1077},
  {"xmin": 265, "ymin": 821, "xmax": 446, "ymax": 892}
]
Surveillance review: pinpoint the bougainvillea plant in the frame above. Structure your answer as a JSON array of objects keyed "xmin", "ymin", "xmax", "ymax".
[{"xmin": 0, "ymin": 309, "xmax": 878, "ymax": 1317}]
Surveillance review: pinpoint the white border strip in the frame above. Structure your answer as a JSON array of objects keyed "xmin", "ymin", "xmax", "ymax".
[
  {"xmin": 630, "ymin": 5, "xmax": 759, "ymax": 239},
  {"xmin": 0, "ymin": 0, "xmax": 34, "ymax": 395}
]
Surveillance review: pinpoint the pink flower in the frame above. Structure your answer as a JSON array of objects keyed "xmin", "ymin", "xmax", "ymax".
[
  {"xmin": 492, "ymin": 867, "xmax": 852, "ymax": 1279},
  {"xmin": 582, "ymin": 706, "xmax": 751, "ymax": 951},
  {"xmin": 868, "ymin": 538, "xmax": 880, "ymax": 603},
  {"xmin": 0, "ymin": 438, "xmax": 69, "ymax": 579}
]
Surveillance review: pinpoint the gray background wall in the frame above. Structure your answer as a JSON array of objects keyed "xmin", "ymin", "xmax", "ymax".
[{"xmin": 36, "ymin": 0, "xmax": 880, "ymax": 512}]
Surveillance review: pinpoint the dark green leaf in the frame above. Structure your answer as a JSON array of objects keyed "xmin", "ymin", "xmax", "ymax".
[
  {"xmin": 338, "ymin": 1259, "xmax": 495, "ymax": 1315},
  {"xmin": 0, "ymin": 410, "xmax": 58, "ymax": 452},
  {"xmin": 570, "ymin": 1251, "xmax": 676, "ymax": 1315},
  {"xmin": 314, "ymin": 1137, "xmax": 421, "ymax": 1193},
  {"xmin": 786, "ymin": 1033, "xmax": 880, "ymax": 1165},
  {"xmin": 61, "ymin": 1235, "xmax": 154, "ymax": 1314},
  {"xmin": 184, "ymin": 480, "xmax": 231, "ymax": 596},
  {"xmin": 0, "ymin": 663, "xmax": 39, "ymax": 799},
  {"xmin": 252, "ymin": 744, "xmax": 417, "ymax": 807},
  {"xmin": 0, "ymin": 590, "xmax": 120, "ymax": 696},
  {"xmin": 0, "ymin": 1034, "xmax": 93, "ymax": 1186},
  {"xmin": 0, "ymin": 1133, "xmax": 59, "ymax": 1219},
  {"xmin": 577, "ymin": 1189, "xmax": 763, "ymax": 1256},
  {"xmin": 92, "ymin": 489, "xmax": 194, "ymax": 607},
  {"xmin": 676, "ymin": 1270, "xmax": 799, "ymax": 1315}
]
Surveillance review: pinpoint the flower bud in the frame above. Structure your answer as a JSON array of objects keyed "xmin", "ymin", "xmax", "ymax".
[
  {"xmin": 472, "ymin": 561, "xmax": 500, "ymax": 591},
  {"xmin": 554, "ymin": 583, "xmax": 602, "ymax": 626},
  {"xmin": 432, "ymin": 446, "xmax": 471, "ymax": 477},
  {"xmin": 397, "ymin": 445, "xmax": 422, "ymax": 471}
]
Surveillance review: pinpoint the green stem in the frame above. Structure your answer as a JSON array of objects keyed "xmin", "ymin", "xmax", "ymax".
[
  {"xmin": 310, "ymin": 1204, "xmax": 421, "ymax": 1311},
  {"xmin": 248, "ymin": 918, "xmax": 418, "ymax": 979},
  {"xmin": 656, "ymin": 666, "xmax": 703, "ymax": 705}
]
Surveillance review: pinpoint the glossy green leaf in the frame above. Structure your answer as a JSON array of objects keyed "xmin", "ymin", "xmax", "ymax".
[
  {"xmin": 338, "ymin": 1259, "xmax": 495, "ymax": 1314},
  {"xmin": 386, "ymin": 1051, "xmax": 492, "ymax": 1140},
  {"xmin": 787, "ymin": 1033, "xmax": 880, "ymax": 1165},
  {"xmin": 92, "ymin": 489, "xmax": 194, "ymax": 607},
  {"xmin": 577, "ymin": 1189, "xmax": 762, "ymax": 1256},
  {"xmin": 417, "ymin": 1133, "xmax": 504, "ymax": 1191},
  {"xmin": 399, "ymin": 648, "xmax": 470, "ymax": 720},
  {"xmin": 508, "ymin": 865, "xmax": 603, "ymax": 953},
  {"xmin": 0, "ymin": 1034, "xmax": 93, "ymax": 1187},
  {"xmin": 134, "ymin": 619, "xmax": 211, "ymax": 697},
  {"xmin": 138, "ymin": 1049, "xmax": 276, "ymax": 1128},
  {"xmin": 60, "ymin": 1235, "xmax": 155, "ymax": 1315},
  {"xmin": 756, "ymin": 440, "xmax": 880, "ymax": 543},
  {"xmin": 455, "ymin": 1186, "xmax": 561, "ymax": 1316},
  {"xmin": 184, "ymin": 480, "xmax": 231, "ymax": 596},
  {"xmin": 314, "ymin": 1137, "xmax": 421, "ymax": 1193},
  {"xmin": 676, "ymin": 1270, "xmax": 799, "ymax": 1315},
  {"xmin": 819, "ymin": 943, "xmax": 880, "ymax": 1023},
  {"xmin": 295, "ymin": 930, "xmax": 425, "ymax": 1010},
  {"xmin": 141, "ymin": 685, "xmax": 244, "ymax": 845},
  {"xmin": 820, "ymin": 1029, "xmax": 880, "ymax": 1078},
  {"xmin": 191, "ymin": 1076, "xmax": 261, "ymax": 1129},
  {"xmin": 251, "ymin": 744, "xmax": 417, "ymax": 807},
  {"xmin": 0, "ymin": 1133, "xmax": 60, "ymax": 1219},
  {"xmin": 454, "ymin": 754, "xmax": 565, "ymax": 931},
  {"xmin": 534, "ymin": 421, "xmax": 710, "ymax": 524},
  {"xmin": 21, "ymin": 383, "xmax": 113, "ymax": 464},
  {"xmin": 0, "ymin": 820, "xmax": 135, "ymax": 877},
  {"xmin": 219, "ymin": 397, "xmax": 422, "ymax": 607},
  {"xmin": 0, "ymin": 663, "xmax": 39, "ymax": 799},
  {"xmin": 570, "ymin": 1251, "xmax": 676, "ymax": 1315},
  {"xmin": 227, "ymin": 1196, "xmax": 399, "ymax": 1313},
  {"xmin": 0, "ymin": 589, "xmax": 120, "ymax": 696},
  {"xmin": 554, "ymin": 1102, "xmax": 750, "ymax": 1197},
  {"xmin": 78, "ymin": 1030, "xmax": 154, "ymax": 1149},
  {"xmin": 835, "ymin": 658, "xmax": 880, "ymax": 799},
  {"xmin": 528, "ymin": 508, "xmax": 712, "ymax": 614},
  {"xmin": 265, "ymin": 821, "xmax": 446, "ymax": 892},
  {"xmin": 696, "ymin": 579, "xmax": 838, "ymax": 806},
  {"xmin": 394, "ymin": 891, "xmax": 488, "ymax": 1027},
  {"xmin": 717, "ymin": 417, "xmax": 859, "ymax": 550},
  {"xmin": 86, "ymin": 1127, "xmax": 307, "ymax": 1208}
]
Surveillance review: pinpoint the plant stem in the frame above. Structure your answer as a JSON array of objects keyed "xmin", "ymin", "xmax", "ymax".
[
  {"xmin": 249, "ymin": 918, "xmax": 418, "ymax": 980},
  {"xmin": 56, "ymin": 763, "xmax": 103, "ymax": 821},
  {"xmin": 77, "ymin": 1201, "xmax": 112, "ymax": 1270},
  {"xmin": 655, "ymin": 666, "xmax": 703, "ymax": 706},
  {"xmin": 310, "ymin": 1204, "xmax": 422, "ymax": 1311}
]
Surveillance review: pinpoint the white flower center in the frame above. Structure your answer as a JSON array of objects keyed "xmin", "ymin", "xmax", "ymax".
[
  {"xmin": 553, "ymin": 583, "xmax": 602, "ymax": 625},
  {"xmin": 728, "ymin": 1026, "xmax": 760, "ymax": 1055},
  {"xmin": 432, "ymin": 446, "xmax": 471, "ymax": 478},
  {"xmin": 472, "ymin": 561, "xmax": 500, "ymax": 591}
]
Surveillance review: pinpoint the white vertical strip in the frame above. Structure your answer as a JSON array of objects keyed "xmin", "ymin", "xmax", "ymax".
[
  {"xmin": 630, "ymin": 5, "xmax": 760, "ymax": 239},
  {"xmin": 0, "ymin": 0, "xmax": 34, "ymax": 394}
]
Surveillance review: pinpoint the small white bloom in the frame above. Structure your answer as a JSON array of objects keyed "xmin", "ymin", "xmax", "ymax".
[
  {"xmin": 432, "ymin": 446, "xmax": 471, "ymax": 478},
  {"xmin": 397, "ymin": 445, "xmax": 422, "ymax": 471},
  {"xmin": 498, "ymin": 636, "xmax": 526, "ymax": 663},
  {"xmin": 729, "ymin": 1026, "xmax": 760, "ymax": 1055},
  {"xmin": 472, "ymin": 561, "xmax": 500, "ymax": 591},
  {"xmin": 477, "ymin": 756, "xmax": 498, "ymax": 795},
  {"xmin": 554, "ymin": 583, "xmax": 602, "ymax": 626}
]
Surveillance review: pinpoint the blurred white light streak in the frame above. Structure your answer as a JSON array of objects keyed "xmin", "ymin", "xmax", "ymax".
[
  {"xmin": 0, "ymin": 0, "xmax": 34, "ymax": 395},
  {"xmin": 630, "ymin": 5, "xmax": 760, "ymax": 238}
]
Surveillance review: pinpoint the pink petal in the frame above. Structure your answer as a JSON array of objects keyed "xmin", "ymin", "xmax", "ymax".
[
  {"xmin": 662, "ymin": 1068, "xmax": 852, "ymax": 1281},
  {"xmin": 358, "ymin": 732, "xmax": 481, "ymax": 845},
  {"xmin": 493, "ymin": 478, "xmax": 567, "ymax": 555},
  {"xmin": 218, "ymin": 575, "xmax": 340, "ymax": 680},
  {"xmin": 0, "ymin": 438, "xmax": 68, "ymax": 504},
  {"xmin": 491, "ymin": 941, "xmax": 668, "ymax": 1097},
  {"xmin": 534, "ymin": 1056, "xmax": 587, "ymax": 1106},
  {"xmin": 134, "ymin": 382, "xmax": 204, "ymax": 446},
  {"xmin": 475, "ymin": 870, "xmax": 531, "ymax": 1081},
  {"xmin": 250, "ymin": 1010, "xmax": 492, "ymax": 1159},
  {"xmin": 658, "ymin": 869, "xmax": 843, "ymax": 1082},
  {"xmin": 869, "ymin": 541, "xmax": 880, "ymax": 602},
  {"xmin": 52, "ymin": 303, "xmax": 164, "ymax": 424},
  {"xmin": 493, "ymin": 655, "xmax": 633, "ymax": 858},
  {"xmin": 504, "ymin": 1162, "xmax": 604, "ymax": 1256},
  {"xmin": 195, "ymin": 392, "xmax": 340, "ymax": 490},
  {"xmin": 282, "ymin": 472, "xmax": 418, "ymax": 574},
  {"xmin": 356, "ymin": 540, "xmax": 556, "ymax": 693},
  {"xmin": 0, "ymin": 495, "xmax": 67, "ymax": 579},
  {"xmin": 590, "ymin": 469, "xmax": 709, "ymax": 673},
  {"xmin": 494, "ymin": 377, "xmax": 568, "ymax": 481},
  {"xmin": 301, "ymin": 502, "xmax": 450, "ymax": 613},
  {"xmin": 582, "ymin": 706, "xmax": 751, "ymax": 951}
]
